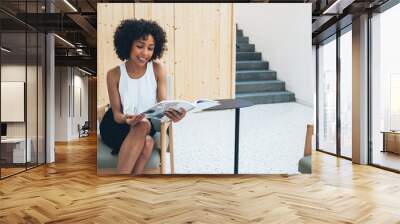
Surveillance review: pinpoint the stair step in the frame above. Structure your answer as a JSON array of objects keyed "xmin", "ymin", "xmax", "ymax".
[
  {"xmin": 236, "ymin": 52, "xmax": 261, "ymax": 61},
  {"xmin": 236, "ymin": 61, "xmax": 268, "ymax": 71},
  {"xmin": 236, "ymin": 70, "xmax": 276, "ymax": 81},
  {"xmin": 237, "ymin": 36, "xmax": 249, "ymax": 44},
  {"xmin": 236, "ymin": 80, "xmax": 285, "ymax": 93},
  {"xmin": 237, "ymin": 43, "xmax": 255, "ymax": 52},
  {"xmin": 236, "ymin": 91, "xmax": 295, "ymax": 104},
  {"xmin": 234, "ymin": 26, "xmax": 296, "ymax": 104},
  {"xmin": 236, "ymin": 29, "xmax": 243, "ymax": 37}
]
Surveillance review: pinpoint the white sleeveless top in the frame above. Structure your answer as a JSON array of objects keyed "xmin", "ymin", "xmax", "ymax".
[{"xmin": 119, "ymin": 61, "xmax": 157, "ymax": 115}]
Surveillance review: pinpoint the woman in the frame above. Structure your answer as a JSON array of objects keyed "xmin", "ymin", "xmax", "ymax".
[{"xmin": 100, "ymin": 19, "xmax": 186, "ymax": 175}]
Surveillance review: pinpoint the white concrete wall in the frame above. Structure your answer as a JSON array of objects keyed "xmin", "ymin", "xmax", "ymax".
[
  {"xmin": 54, "ymin": 67, "xmax": 89, "ymax": 141},
  {"xmin": 236, "ymin": 3, "xmax": 314, "ymax": 107},
  {"xmin": 55, "ymin": 67, "xmax": 68, "ymax": 141},
  {"xmin": 46, "ymin": 32, "xmax": 55, "ymax": 163},
  {"xmin": 71, "ymin": 72, "xmax": 89, "ymax": 138},
  {"xmin": 2, "ymin": 63, "xmax": 47, "ymax": 163}
]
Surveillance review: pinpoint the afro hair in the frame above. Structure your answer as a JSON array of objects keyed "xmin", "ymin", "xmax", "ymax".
[{"xmin": 113, "ymin": 19, "xmax": 167, "ymax": 61}]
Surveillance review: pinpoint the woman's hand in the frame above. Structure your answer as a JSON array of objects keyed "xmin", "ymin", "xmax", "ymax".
[
  {"xmin": 125, "ymin": 114, "xmax": 145, "ymax": 126},
  {"xmin": 165, "ymin": 108, "xmax": 186, "ymax": 123}
]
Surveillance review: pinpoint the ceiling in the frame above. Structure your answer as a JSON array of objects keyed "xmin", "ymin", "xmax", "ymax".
[
  {"xmin": 0, "ymin": 0, "xmax": 395, "ymax": 74},
  {"xmin": 311, "ymin": 0, "xmax": 391, "ymax": 43},
  {"xmin": 0, "ymin": 0, "xmax": 98, "ymax": 74}
]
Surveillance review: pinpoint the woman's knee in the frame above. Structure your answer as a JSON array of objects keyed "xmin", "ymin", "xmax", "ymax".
[
  {"xmin": 133, "ymin": 119, "xmax": 151, "ymax": 133},
  {"xmin": 145, "ymin": 136, "xmax": 154, "ymax": 150}
]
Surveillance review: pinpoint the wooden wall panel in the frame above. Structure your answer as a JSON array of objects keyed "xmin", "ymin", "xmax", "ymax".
[
  {"xmin": 134, "ymin": 3, "xmax": 152, "ymax": 19},
  {"xmin": 151, "ymin": 4, "xmax": 175, "ymax": 80},
  {"xmin": 97, "ymin": 3, "xmax": 235, "ymax": 105},
  {"xmin": 173, "ymin": 4, "xmax": 186, "ymax": 101},
  {"xmin": 230, "ymin": 4, "xmax": 236, "ymax": 97},
  {"xmin": 96, "ymin": 4, "xmax": 106, "ymax": 106}
]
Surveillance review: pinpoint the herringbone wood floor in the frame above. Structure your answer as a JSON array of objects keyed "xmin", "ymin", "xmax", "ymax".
[{"xmin": 1, "ymin": 135, "xmax": 400, "ymax": 224}]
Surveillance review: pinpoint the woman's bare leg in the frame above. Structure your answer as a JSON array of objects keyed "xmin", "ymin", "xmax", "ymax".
[
  {"xmin": 117, "ymin": 120, "xmax": 151, "ymax": 174},
  {"xmin": 132, "ymin": 135, "xmax": 154, "ymax": 175}
]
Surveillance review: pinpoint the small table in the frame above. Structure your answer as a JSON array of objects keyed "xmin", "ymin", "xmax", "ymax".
[{"xmin": 205, "ymin": 99, "xmax": 254, "ymax": 174}]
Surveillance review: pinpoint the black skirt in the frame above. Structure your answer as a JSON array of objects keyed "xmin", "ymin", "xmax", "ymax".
[{"xmin": 100, "ymin": 108, "xmax": 156, "ymax": 155}]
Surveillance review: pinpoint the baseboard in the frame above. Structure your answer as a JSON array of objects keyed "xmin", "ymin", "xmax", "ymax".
[{"xmin": 295, "ymin": 98, "xmax": 313, "ymax": 108}]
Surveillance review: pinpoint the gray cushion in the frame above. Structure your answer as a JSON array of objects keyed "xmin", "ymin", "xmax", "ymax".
[
  {"xmin": 97, "ymin": 132, "xmax": 168, "ymax": 170},
  {"xmin": 298, "ymin": 155, "xmax": 311, "ymax": 174},
  {"xmin": 151, "ymin": 118, "xmax": 162, "ymax": 132}
]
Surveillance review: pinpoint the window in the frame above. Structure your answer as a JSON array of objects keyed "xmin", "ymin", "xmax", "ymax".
[
  {"xmin": 339, "ymin": 29, "xmax": 352, "ymax": 158},
  {"xmin": 0, "ymin": 1, "xmax": 47, "ymax": 179},
  {"xmin": 318, "ymin": 36, "xmax": 337, "ymax": 155},
  {"xmin": 390, "ymin": 74, "xmax": 400, "ymax": 130},
  {"xmin": 370, "ymin": 2, "xmax": 400, "ymax": 171}
]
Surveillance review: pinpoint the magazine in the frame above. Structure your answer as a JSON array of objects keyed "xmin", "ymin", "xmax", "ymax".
[{"xmin": 141, "ymin": 99, "xmax": 220, "ymax": 121}]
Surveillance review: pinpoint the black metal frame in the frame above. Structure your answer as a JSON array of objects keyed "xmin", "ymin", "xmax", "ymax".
[
  {"xmin": 44, "ymin": 0, "xmax": 47, "ymax": 165},
  {"xmin": 315, "ymin": 22, "xmax": 353, "ymax": 162},
  {"xmin": 25, "ymin": 1, "xmax": 28, "ymax": 172},
  {"xmin": 0, "ymin": 0, "xmax": 47, "ymax": 180},
  {"xmin": 315, "ymin": 44, "xmax": 319, "ymax": 151},
  {"xmin": 336, "ymin": 27, "xmax": 341, "ymax": 158},
  {"xmin": 367, "ymin": 11, "xmax": 373, "ymax": 166},
  {"xmin": 234, "ymin": 108, "xmax": 240, "ymax": 174}
]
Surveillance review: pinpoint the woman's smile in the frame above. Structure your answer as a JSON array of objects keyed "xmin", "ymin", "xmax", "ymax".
[{"xmin": 137, "ymin": 56, "xmax": 148, "ymax": 64}]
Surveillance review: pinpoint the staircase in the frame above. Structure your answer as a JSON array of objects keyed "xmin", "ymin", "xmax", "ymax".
[{"xmin": 236, "ymin": 27, "xmax": 295, "ymax": 104}]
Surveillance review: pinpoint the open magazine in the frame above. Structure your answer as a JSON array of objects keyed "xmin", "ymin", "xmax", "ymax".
[{"xmin": 141, "ymin": 99, "xmax": 220, "ymax": 121}]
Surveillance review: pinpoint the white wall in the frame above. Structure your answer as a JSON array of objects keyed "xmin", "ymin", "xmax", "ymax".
[
  {"xmin": 1, "ymin": 65, "xmax": 38, "ymax": 137},
  {"xmin": 72, "ymin": 72, "xmax": 89, "ymax": 138},
  {"xmin": 55, "ymin": 67, "xmax": 68, "ymax": 141},
  {"xmin": 54, "ymin": 67, "xmax": 89, "ymax": 141},
  {"xmin": 46, "ymin": 32, "xmax": 55, "ymax": 163},
  {"xmin": 2, "ymin": 63, "xmax": 47, "ymax": 164},
  {"xmin": 236, "ymin": 3, "xmax": 314, "ymax": 107}
]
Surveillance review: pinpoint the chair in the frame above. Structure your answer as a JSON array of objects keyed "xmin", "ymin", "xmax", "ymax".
[
  {"xmin": 97, "ymin": 105, "xmax": 174, "ymax": 174},
  {"xmin": 78, "ymin": 121, "xmax": 90, "ymax": 138},
  {"xmin": 298, "ymin": 124, "xmax": 313, "ymax": 174}
]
